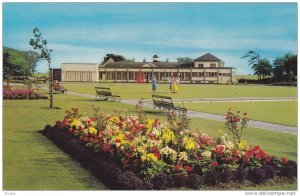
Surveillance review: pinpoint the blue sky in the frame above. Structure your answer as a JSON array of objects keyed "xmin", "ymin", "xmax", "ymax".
[{"xmin": 3, "ymin": 2, "xmax": 297, "ymax": 74}]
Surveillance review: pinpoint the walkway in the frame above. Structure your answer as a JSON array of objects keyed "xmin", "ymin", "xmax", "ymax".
[{"xmin": 62, "ymin": 90, "xmax": 297, "ymax": 135}]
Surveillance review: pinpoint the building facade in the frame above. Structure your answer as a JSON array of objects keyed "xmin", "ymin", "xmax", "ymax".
[
  {"xmin": 61, "ymin": 63, "xmax": 98, "ymax": 82},
  {"xmin": 98, "ymin": 53, "xmax": 235, "ymax": 84},
  {"xmin": 61, "ymin": 53, "xmax": 235, "ymax": 84}
]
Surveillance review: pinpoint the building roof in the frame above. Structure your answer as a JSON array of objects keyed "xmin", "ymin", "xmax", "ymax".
[
  {"xmin": 194, "ymin": 53, "xmax": 221, "ymax": 62},
  {"xmin": 104, "ymin": 61, "xmax": 195, "ymax": 69},
  {"xmin": 153, "ymin": 54, "xmax": 159, "ymax": 58}
]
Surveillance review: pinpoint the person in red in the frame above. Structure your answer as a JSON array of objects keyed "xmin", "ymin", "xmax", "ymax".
[{"xmin": 57, "ymin": 81, "xmax": 61, "ymax": 92}]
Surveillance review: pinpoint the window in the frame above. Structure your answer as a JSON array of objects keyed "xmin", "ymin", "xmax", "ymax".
[
  {"xmin": 210, "ymin": 64, "xmax": 216, "ymax": 68},
  {"xmin": 199, "ymin": 64, "xmax": 204, "ymax": 68},
  {"xmin": 192, "ymin": 72, "xmax": 199, "ymax": 77}
]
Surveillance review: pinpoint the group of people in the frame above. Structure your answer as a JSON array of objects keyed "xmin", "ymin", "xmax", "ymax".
[{"xmin": 151, "ymin": 75, "xmax": 180, "ymax": 94}]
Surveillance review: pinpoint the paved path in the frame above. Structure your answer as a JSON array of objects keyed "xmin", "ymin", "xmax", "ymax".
[{"xmin": 60, "ymin": 90, "xmax": 298, "ymax": 135}]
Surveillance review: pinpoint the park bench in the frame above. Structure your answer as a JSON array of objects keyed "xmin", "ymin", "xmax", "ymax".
[
  {"xmin": 152, "ymin": 95, "xmax": 187, "ymax": 115},
  {"xmin": 95, "ymin": 87, "xmax": 121, "ymax": 101}
]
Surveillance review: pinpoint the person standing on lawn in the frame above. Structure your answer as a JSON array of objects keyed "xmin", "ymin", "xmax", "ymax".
[{"xmin": 152, "ymin": 75, "xmax": 157, "ymax": 93}]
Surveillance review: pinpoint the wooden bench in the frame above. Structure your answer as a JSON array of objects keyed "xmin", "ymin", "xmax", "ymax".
[
  {"xmin": 95, "ymin": 87, "xmax": 121, "ymax": 101},
  {"xmin": 152, "ymin": 95, "xmax": 187, "ymax": 115}
]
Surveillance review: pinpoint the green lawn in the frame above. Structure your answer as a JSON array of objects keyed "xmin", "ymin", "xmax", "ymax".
[
  {"xmin": 184, "ymin": 101, "xmax": 298, "ymax": 126},
  {"xmin": 3, "ymin": 89, "xmax": 297, "ymax": 190},
  {"xmin": 62, "ymin": 82, "xmax": 297, "ymax": 100}
]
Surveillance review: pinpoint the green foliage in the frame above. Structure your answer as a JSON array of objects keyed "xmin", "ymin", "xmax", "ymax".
[
  {"xmin": 225, "ymin": 109, "xmax": 249, "ymax": 145},
  {"xmin": 3, "ymin": 46, "xmax": 39, "ymax": 76}
]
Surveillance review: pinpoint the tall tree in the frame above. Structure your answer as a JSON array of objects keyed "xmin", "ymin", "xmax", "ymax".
[
  {"xmin": 283, "ymin": 53, "xmax": 297, "ymax": 82},
  {"xmin": 29, "ymin": 27, "xmax": 54, "ymax": 108},
  {"xmin": 257, "ymin": 58, "xmax": 272, "ymax": 79},
  {"xmin": 272, "ymin": 57, "xmax": 286, "ymax": 82}
]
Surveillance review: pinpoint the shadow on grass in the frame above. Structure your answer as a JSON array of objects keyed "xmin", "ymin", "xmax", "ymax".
[
  {"xmin": 143, "ymin": 110, "xmax": 167, "ymax": 116},
  {"xmin": 40, "ymin": 107, "xmax": 62, "ymax": 110}
]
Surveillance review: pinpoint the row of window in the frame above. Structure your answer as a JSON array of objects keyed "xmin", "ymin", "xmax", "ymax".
[
  {"xmin": 100, "ymin": 71, "xmax": 231, "ymax": 81},
  {"xmin": 195, "ymin": 63, "xmax": 217, "ymax": 68}
]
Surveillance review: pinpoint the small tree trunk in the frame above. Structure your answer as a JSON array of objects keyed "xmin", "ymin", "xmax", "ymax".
[{"xmin": 49, "ymin": 67, "xmax": 53, "ymax": 108}]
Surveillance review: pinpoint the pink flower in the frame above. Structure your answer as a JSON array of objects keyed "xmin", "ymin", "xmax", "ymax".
[{"xmin": 211, "ymin": 161, "xmax": 218, "ymax": 167}]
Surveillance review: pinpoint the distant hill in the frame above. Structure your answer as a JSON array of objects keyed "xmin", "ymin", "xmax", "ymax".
[{"xmin": 3, "ymin": 46, "xmax": 39, "ymax": 76}]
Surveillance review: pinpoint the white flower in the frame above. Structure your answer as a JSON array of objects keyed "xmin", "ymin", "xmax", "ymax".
[
  {"xmin": 178, "ymin": 151, "xmax": 188, "ymax": 161},
  {"xmin": 202, "ymin": 150, "xmax": 211, "ymax": 158}
]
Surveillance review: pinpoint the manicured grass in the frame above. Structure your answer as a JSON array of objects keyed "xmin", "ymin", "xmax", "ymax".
[
  {"xmin": 3, "ymin": 92, "xmax": 297, "ymax": 190},
  {"xmin": 62, "ymin": 82, "xmax": 297, "ymax": 100},
  {"xmin": 184, "ymin": 101, "xmax": 298, "ymax": 126}
]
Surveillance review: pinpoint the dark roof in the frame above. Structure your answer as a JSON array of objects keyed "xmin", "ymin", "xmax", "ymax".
[
  {"xmin": 194, "ymin": 53, "xmax": 221, "ymax": 62},
  {"xmin": 105, "ymin": 62, "xmax": 146, "ymax": 68},
  {"xmin": 105, "ymin": 61, "xmax": 195, "ymax": 69},
  {"xmin": 153, "ymin": 55, "xmax": 159, "ymax": 58}
]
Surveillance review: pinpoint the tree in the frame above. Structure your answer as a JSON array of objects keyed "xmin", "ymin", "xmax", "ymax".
[
  {"xmin": 257, "ymin": 58, "xmax": 272, "ymax": 79},
  {"xmin": 177, "ymin": 57, "xmax": 193, "ymax": 63},
  {"xmin": 241, "ymin": 51, "xmax": 260, "ymax": 67},
  {"xmin": 272, "ymin": 53, "xmax": 297, "ymax": 83},
  {"xmin": 272, "ymin": 57, "xmax": 285, "ymax": 82},
  {"xmin": 29, "ymin": 27, "xmax": 54, "ymax": 108},
  {"xmin": 25, "ymin": 51, "xmax": 39, "ymax": 76},
  {"xmin": 283, "ymin": 53, "xmax": 297, "ymax": 83}
]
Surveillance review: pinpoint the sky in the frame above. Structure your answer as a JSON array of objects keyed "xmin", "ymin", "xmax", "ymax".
[{"xmin": 2, "ymin": 2, "xmax": 298, "ymax": 74}]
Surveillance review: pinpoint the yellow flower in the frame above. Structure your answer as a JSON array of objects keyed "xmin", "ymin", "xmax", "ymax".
[
  {"xmin": 70, "ymin": 119, "xmax": 79, "ymax": 127},
  {"xmin": 238, "ymin": 140, "xmax": 247, "ymax": 150},
  {"xmin": 184, "ymin": 137, "xmax": 196, "ymax": 150},
  {"xmin": 161, "ymin": 128, "xmax": 176, "ymax": 144},
  {"xmin": 109, "ymin": 116, "xmax": 120, "ymax": 124},
  {"xmin": 146, "ymin": 118, "xmax": 155, "ymax": 131},
  {"xmin": 88, "ymin": 127, "xmax": 97, "ymax": 134},
  {"xmin": 141, "ymin": 153, "xmax": 158, "ymax": 162},
  {"xmin": 115, "ymin": 133, "xmax": 125, "ymax": 144}
]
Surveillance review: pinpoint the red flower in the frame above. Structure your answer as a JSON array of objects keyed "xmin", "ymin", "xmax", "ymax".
[
  {"xmin": 184, "ymin": 165, "xmax": 192, "ymax": 172},
  {"xmin": 232, "ymin": 157, "xmax": 239, "ymax": 162},
  {"xmin": 102, "ymin": 143, "xmax": 111, "ymax": 152},
  {"xmin": 115, "ymin": 139, "xmax": 121, "ymax": 143},
  {"xmin": 255, "ymin": 154, "xmax": 262, "ymax": 160},
  {"xmin": 175, "ymin": 164, "xmax": 181, "ymax": 171},
  {"xmin": 125, "ymin": 133, "xmax": 131, "ymax": 140},
  {"xmin": 197, "ymin": 156, "xmax": 202, "ymax": 160},
  {"xmin": 215, "ymin": 145, "xmax": 224, "ymax": 155},
  {"xmin": 153, "ymin": 152, "xmax": 160, "ymax": 160},
  {"xmin": 265, "ymin": 155, "xmax": 271, "ymax": 162},
  {"xmin": 130, "ymin": 146, "xmax": 136, "ymax": 152},
  {"xmin": 234, "ymin": 117, "xmax": 240, "ymax": 122},
  {"xmin": 281, "ymin": 157, "xmax": 288, "ymax": 164},
  {"xmin": 232, "ymin": 149, "xmax": 238, "ymax": 156},
  {"xmin": 223, "ymin": 156, "xmax": 229, "ymax": 161},
  {"xmin": 152, "ymin": 147, "xmax": 159, "ymax": 153},
  {"xmin": 211, "ymin": 161, "xmax": 218, "ymax": 167},
  {"xmin": 242, "ymin": 157, "xmax": 249, "ymax": 164}
]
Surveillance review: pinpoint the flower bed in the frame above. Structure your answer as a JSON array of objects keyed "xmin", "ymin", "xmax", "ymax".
[
  {"xmin": 42, "ymin": 107, "xmax": 297, "ymax": 190},
  {"xmin": 3, "ymin": 86, "xmax": 48, "ymax": 100}
]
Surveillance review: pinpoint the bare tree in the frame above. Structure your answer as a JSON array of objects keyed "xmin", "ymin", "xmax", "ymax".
[{"xmin": 29, "ymin": 27, "xmax": 54, "ymax": 108}]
